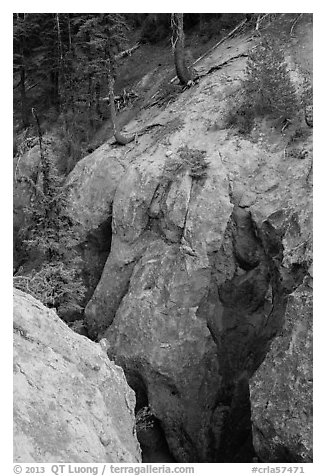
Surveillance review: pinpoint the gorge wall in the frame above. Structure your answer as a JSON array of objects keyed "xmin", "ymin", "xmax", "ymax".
[{"xmin": 14, "ymin": 14, "xmax": 313, "ymax": 463}]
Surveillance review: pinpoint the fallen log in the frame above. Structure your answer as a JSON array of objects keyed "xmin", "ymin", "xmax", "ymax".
[{"xmin": 114, "ymin": 43, "xmax": 140, "ymax": 60}]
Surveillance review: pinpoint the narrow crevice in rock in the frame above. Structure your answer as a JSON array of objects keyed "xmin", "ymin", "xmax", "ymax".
[
  {"xmin": 137, "ymin": 415, "xmax": 177, "ymax": 463},
  {"xmin": 79, "ymin": 216, "xmax": 113, "ymax": 303},
  {"xmin": 215, "ymin": 374, "xmax": 257, "ymax": 462},
  {"xmin": 70, "ymin": 216, "xmax": 113, "ymax": 338},
  {"xmin": 118, "ymin": 368, "xmax": 177, "ymax": 463},
  {"xmin": 201, "ymin": 206, "xmax": 291, "ymax": 462}
]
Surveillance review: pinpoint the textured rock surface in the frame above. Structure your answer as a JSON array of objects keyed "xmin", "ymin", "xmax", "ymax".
[
  {"xmin": 67, "ymin": 145, "xmax": 127, "ymax": 233},
  {"xmin": 84, "ymin": 142, "xmax": 287, "ymax": 461},
  {"xmin": 13, "ymin": 289, "xmax": 141, "ymax": 463},
  {"xmin": 105, "ymin": 240, "xmax": 221, "ymax": 462},
  {"xmin": 70, "ymin": 14, "xmax": 312, "ymax": 462},
  {"xmin": 65, "ymin": 146, "xmax": 129, "ymax": 302},
  {"xmin": 250, "ymin": 283, "xmax": 312, "ymax": 462}
]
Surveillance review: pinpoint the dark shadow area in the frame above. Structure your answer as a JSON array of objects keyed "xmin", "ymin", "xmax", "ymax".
[
  {"xmin": 124, "ymin": 370, "xmax": 176, "ymax": 463},
  {"xmin": 78, "ymin": 216, "xmax": 113, "ymax": 304},
  {"xmin": 137, "ymin": 417, "xmax": 176, "ymax": 463}
]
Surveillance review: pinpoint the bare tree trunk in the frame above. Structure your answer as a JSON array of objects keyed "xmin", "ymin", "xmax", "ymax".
[
  {"xmin": 19, "ymin": 62, "xmax": 29, "ymax": 128},
  {"xmin": 88, "ymin": 74, "xmax": 94, "ymax": 128},
  {"xmin": 32, "ymin": 108, "xmax": 50, "ymax": 197},
  {"xmin": 16, "ymin": 13, "xmax": 29, "ymax": 127},
  {"xmin": 171, "ymin": 13, "xmax": 193, "ymax": 85},
  {"xmin": 49, "ymin": 68, "xmax": 60, "ymax": 111},
  {"xmin": 67, "ymin": 13, "xmax": 72, "ymax": 51},
  {"xmin": 95, "ymin": 81, "xmax": 102, "ymax": 118},
  {"xmin": 56, "ymin": 13, "xmax": 63, "ymax": 62},
  {"xmin": 54, "ymin": 13, "xmax": 63, "ymax": 112}
]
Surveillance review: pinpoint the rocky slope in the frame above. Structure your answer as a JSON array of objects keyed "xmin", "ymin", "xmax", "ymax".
[
  {"xmin": 13, "ymin": 288, "xmax": 141, "ymax": 463},
  {"xmin": 65, "ymin": 15, "xmax": 313, "ymax": 462},
  {"xmin": 14, "ymin": 14, "xmax": 312, "ymax": 463}
]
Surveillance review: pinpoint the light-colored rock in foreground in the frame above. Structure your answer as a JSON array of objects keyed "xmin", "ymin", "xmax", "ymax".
[
  {"xmin": 13, "ymin": 288, "xmax": 141, "ymax": 463},
  {"xmin": 250, "ymin": 283, "xmax": 312, "ymax": 463}
]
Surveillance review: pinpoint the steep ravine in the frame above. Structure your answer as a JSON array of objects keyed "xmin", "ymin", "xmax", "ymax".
[
  {"xmin": 79, "ymin": 148, "xmax": 310, "ymax": 462},
  {"xmin": 12, "ymin": 14, "xmax": 312, "ymax": 463},
  {"xmin": 63, "ymin": 14, "xmax": 312, "ymax": 463}
]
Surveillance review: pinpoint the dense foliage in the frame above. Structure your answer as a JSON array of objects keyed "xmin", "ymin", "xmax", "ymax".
[
  {"xmin": 14, "ymin": 13, "xmax": 249, "ymax": 321},
  {"xmin": 225, "ymin": 35, "xmax": 298, "ymax": 133},
  {"xmin": 14, "ymin": 13, "xmax": 130, "ymax": 168},
  {"xmin": 14, "ymin": 132, "xmax": 86, "ymax": 319}
]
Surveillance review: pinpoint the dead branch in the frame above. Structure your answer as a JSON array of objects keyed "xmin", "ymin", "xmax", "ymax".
[
  {"xmin": 170, "ymin": 14, "xmax": 179, "ymax": 50},
  {"xmin": 255, "ymin": 13, "xmax": 279, "ymax": 32},
  {"xmin": 14, "ymin": 154, "xmax": 23, "ymax": 184},
  {"xmin": 114, "ymin": 43, "xmax": 140, "ymax": 60},
  {"xmin": 113, "ymin": 123, "xmax": 163, "ymax": 146},
  {"xmin": 196, "ymin": 53, "xmax": 249, "ymax": 79},
  {"xmin": 290, "ymin": 13, "xmax": 303, "ymax": 37},
  {"xmin": 255, "ymin": 14, "xmax": 262, "ymax": 30},
  {"xmin": 170, "ymin": 17, "xmax": 247, "ymax": 84}
]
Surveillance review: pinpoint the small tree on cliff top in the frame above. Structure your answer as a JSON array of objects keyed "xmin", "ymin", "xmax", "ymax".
[
  {"xmin": 243, "ymin": 35, "xmax": 298, "ymax": 120},
  {"xmin": 225, "ymin": 35, "xmax": 298, "ymax": 133}
]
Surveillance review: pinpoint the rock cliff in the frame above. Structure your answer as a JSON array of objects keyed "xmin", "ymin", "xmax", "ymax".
[
  {"xmin": 250, "ymin": 282, "xmax": 312, "ymax": 462},
  {"xmin": 13, "ymin": 289, "xmax": 141, "ymax": 463},
  {"xmin": 68, "ymin": 16, "xmax": 312, "ymax": 462},
  {"xmin": 14, "ymin": 14, "xmax": 312, "ymax": 463}
]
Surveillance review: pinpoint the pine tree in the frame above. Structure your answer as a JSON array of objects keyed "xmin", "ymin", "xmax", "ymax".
[
  {"xmin": 225, "ymin": 35, "xmax": 298, "ymax": 133},
  {"xmin": 14, "ymin": 110, "xmax": 86, "ymax": 319},
  {"xmin": 242, "ymin": 35, "xmax": 298, "ymax": 121},
  {"xmin": 74, "ymin": 16, "xmax": 128, "ymax": 98}
]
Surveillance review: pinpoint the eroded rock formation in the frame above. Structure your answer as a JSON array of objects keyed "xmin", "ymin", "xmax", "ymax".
[
  {"xmin": 66, "ymin": 146, "xmax": 128, "ymax": 303},
  {"xmin": 44, "ymin": 14, "xmax": 312, "ymax": 463},
  {"xmin": 250, "ymin": 282, "xmax": 312, "ymax": 462},
  {"xmin": 13, "ymin": 289, "xmax": 141, "ymax": 463},
  {"xmin": 68, "ymin": 41, "xmax": 313, "ymax": 461},
  {"xmin": 79, "ymin": 126, "xmax": 312, "ymax": 461}
]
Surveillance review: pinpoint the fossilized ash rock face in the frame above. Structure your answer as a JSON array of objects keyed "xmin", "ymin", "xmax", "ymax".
[
  {"xmin": 81, "ymin": 95, "xmax": 312, "ymax": 464},
  {"xmin": 82, "ymin": 141, "xmax": 308, "ymax": 461},
  {"xmin": 73, "ymin": 15, "xmax": 312, "ymax": 462},
  {"xmin": 13, "ymin": 289, "xmax": 141, "ymax": 463},
  {"xmin": 65, "ymin": 146, "xmax": 128, "ymax": 303},
  {"xmin": 250, "ymin": 283, "xmax": 313, "ymax": 462}
]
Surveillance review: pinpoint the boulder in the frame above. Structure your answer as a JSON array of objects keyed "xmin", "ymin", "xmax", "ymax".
[
  {"xmin": 83, "ymin": 122, "xmax": 313, "ymax": 461},
  {"xmin": 67, "ymin": 144, "xmax": 127, "ymax": 233},
  {"xmin": 85, "ymin": 147, "xmax": 232, "ymax": 337},
  {"xmin": 86, "ymin": 144, "xmax": 275, "ymax": 461},
  {"xmin": 13, "ymin": 288, "xmax": 141, "ymax": 463},
  {"xmin": 250, "ymin": 283, "xmax": 312, "ymax": 462},
  {"xmin": 65, "ymin": 145, "xmax": 129, "ymax": 304}
]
